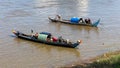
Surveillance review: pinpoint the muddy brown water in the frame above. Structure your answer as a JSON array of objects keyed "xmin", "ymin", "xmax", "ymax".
[{"xmin": 0, "ymin": 0, "xmax": 120, "ymax": 68}]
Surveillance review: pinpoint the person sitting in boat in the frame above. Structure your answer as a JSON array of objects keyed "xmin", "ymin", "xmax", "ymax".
[
  {"xmin": 47, "ymin": 36, "xmax": 58, "ymax": 42},
  {"xmin": 58, "ymin": 36, "xmax": 63, "ymax": 43},
  {"xmin": 32, "ymin": 32, "xmax": 39, "ymax": 39},
  {"xmin": 46, "ymin": 33, "xmax": 52, "ymax": 42},
  {"xmin": 55, "ymin": 14, "xmax": 62, "ymax": 20},
  {"xmin": 88, "ymin": 18, "xmax": 91, "ymax": 24},
  {"xmin": 46, "ymin": 33, "xmax": 58, "ymax": 42},
  {"xmin": 65, "ymin": 39, "xmax": 72, "ymax": 44},
  {"xmin": 85, "ymin": 18, "xmax": 91, "ymax": 24},
  {"xmin": 85, "ymin": 19, "xmax": 88, "ymax": 24},
  {"xmin": 57, "ymin": 36, "xmax": 70, "ymax": 44},
  {"xmin": 52, "ymin": 37, "xmax": 58, "ymax": 42},
  {"xmin": 78, "ymin": 18, "xmax": 84, "ymax": 23}
]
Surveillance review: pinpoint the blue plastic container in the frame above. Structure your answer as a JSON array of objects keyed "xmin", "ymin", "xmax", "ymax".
[{"xmin": 70, "ymin": 17, "xmax": 80, "ymax": 23}]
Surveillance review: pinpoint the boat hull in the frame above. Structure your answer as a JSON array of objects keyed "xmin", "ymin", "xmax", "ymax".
[
  {"xmin": 48, "ymin": 17, "xmax": 100, "ymax": 27},
  {"xmin": 13, "ymin": 31, "xmax": 80, "ymax": 48}
]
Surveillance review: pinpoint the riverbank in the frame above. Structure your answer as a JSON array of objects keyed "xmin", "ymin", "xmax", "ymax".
[{"xmin": 62, "ymin": 51, "xmax": 120, "ymax": 68}]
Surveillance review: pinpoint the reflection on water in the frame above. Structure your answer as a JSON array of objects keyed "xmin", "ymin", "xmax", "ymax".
[
  {"xmin": 34, "ymin": 0, "xmax": 89, "ymax": 17},
  {"xmin": 55, "ymin": 0, "xmax": 89, "ymax": 17},
  {"xmin": 0, "ymin": 0, "xmax": 120, "ymax": 68},
  {"xmin": 13, "ymin": 37, "xmax": 80, "ymax": 57},
  {"xmin": 49, "ymin": 22, "xmax": 99, "ymax": 34},
  {"xmin": 77, "ymin": 0, "xmax": 89, "ymax": 16}
]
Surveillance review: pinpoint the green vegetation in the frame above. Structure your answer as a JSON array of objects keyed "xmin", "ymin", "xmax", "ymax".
[
  {"xmin": 62, "ymin": 51, "xmax": 120, "ymax": 68},
  {"xmin": 87, "ymin": 54, "xmax": 120, "ymax": 68}
]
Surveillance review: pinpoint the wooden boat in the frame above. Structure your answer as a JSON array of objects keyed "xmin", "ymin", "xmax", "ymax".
[
  {"xmin": 12, "ymin": 30, "xmax": 82, "ymax": 48},
  {"xmin": 48, "ymin": 16, "xmax": 100, "ymax": 27}
]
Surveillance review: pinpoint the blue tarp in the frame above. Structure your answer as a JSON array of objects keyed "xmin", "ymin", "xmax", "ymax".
[
  {"xmin": 70, "ymin": 17, "xmax": 80, "ymax": 23},
  {"xmin": 40, "ymin": 32, "xmax": 51, "ymax": 35}
]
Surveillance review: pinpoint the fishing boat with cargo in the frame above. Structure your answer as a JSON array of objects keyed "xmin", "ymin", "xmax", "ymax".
[
  {"xmin": 48, "ymin": 15, "xmax": 100, "ymax": 27},
  {"xmin": 12, "ymin": 30, "xmax": 82, "ymax": 48}
]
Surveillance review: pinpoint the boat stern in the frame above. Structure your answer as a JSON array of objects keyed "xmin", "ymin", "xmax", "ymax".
[{"xmin": 92, "ymin": 19, "xmax": 100, "ymax": 27}]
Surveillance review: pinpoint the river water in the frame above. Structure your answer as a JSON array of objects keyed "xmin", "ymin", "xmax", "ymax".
[{"xmin": 0, "ymin": 0, "xmax": 120, "ymax": 68}]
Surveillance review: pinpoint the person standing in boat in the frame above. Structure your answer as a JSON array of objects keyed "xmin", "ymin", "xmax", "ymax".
[{"xmin": 55, "ymin": 14, "xmax": 62, "ymax": 21}]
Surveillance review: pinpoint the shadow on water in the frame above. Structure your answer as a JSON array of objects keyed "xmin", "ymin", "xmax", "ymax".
[{"xmin": 35, "ymin": 45, "xmax": 81, "ymax": 57}]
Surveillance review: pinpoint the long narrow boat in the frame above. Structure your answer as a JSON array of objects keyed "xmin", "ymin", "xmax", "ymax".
[
  {"xmin": 12, "ymin": 30, "xmax": 82, "ymax": 48},
  {"xmin": 48, "ymin": 16, "xmax": 100, "ymax": 27}
]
